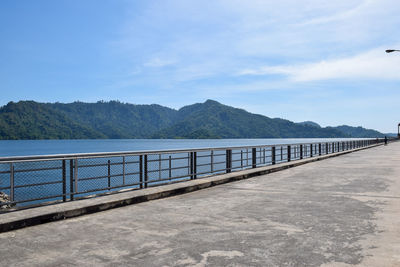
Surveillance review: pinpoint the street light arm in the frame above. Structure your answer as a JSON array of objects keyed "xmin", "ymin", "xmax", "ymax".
[{"xmin": 386, "ymin": 49, "xmax": 400, "ymax": 53}]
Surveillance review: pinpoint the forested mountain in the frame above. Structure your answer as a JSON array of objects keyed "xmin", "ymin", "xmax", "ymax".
[
  {"xmin": 329, "ymin": 125, "xmax": 384, "ymax": 138},
  {"xmin": 297, "ymin": 121, "xmax": 386, "ymax": 138},
  {"xmin": 297, "ymin": 121, "xmax": 321, "ymax": 128},
  {"xmin": 153, "ymin": 100, "xmax": 346, "ymax": 138},
  {"xmin": 0, "ymin": 100, "xmax": 386, "ymax": 139},
  {"xmin": 0, "ymin": 101, "xmax": 104, "ymax": 139},
  {"xmin": 47, "ymin": 101, "xmax": 178, "ymax": 138}
]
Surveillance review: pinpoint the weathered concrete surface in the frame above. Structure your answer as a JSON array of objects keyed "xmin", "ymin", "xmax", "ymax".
[{"xmin": 0, "ymin": 142, "xmax": 399, "ymax": 266}]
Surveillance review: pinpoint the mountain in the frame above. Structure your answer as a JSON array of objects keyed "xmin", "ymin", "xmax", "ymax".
[
  {"xmin": 329, "ymin": 125, "xmax": 385, "ymax": 138},
  {"xmin": 47, "ymin": 101, "xmax": 178, "ymax": 138},
  {"xmin": 153, "ymin": 100, "xmax": 346, "ymax": 138},
  {"xmin": 0, "ymin": 101, "xmax": 104, "ymax": 140},
  {"xmin": 296, "ymin": 121, "xmax": 386, "ymax": 138},
  {"xmin": 0, "ymin": 99, "xmax": 386, "ymax": 139},
  {"xmin": 297, "ymin": 121, "xmax": 321, "ymax": 128}
]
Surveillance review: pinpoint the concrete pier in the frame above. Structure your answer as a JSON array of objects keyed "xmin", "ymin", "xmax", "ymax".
[{"xmin": 0, "ymin": 142, "xmax": 399, "ymax": 266}]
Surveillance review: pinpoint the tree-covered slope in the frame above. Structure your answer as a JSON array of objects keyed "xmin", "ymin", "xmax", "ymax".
[
  {"xmin": 297, "ymin": 121, "xmax": 321, "ymax": 128},
  {"xmin": 48, "ymin": 101, "xmax": 178, "ymax": 138},
  {"xmin": 0, "ymin": 101, "xmax": 105, "ymax": 139},
  {"xmin": 153, "ymin": 100, "xmax": 348, "ymax": 138},
  {"xmin": 329, "ymin": 125, "xmax": 385, "ymax": 138},
  {"xmin": 0, "ymin": 100, "xmax": 386, "ymax": 139}
]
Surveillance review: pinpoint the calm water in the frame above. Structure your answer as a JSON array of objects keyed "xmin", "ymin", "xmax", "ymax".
[{"xmin": 0, "ymin": 138, "xmax": 364, "ymax": 157}]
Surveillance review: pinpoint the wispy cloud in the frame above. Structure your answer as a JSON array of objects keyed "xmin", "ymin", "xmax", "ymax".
[
  {"xmin": 106, "ymin": 0, "xmax": 400, "ymax": 131},
  {"xmin": 114, "ymin": 0, "xmax": 400, "ymax": 82},
  {"xmin": 238, "ymin": 46, "xmax": 400, "ymax": 82}
]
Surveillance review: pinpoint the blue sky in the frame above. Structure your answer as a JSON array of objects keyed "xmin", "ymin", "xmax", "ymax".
[{"xmin": 1, "ymin": 0, "xmax": 400, "ymax": 133}]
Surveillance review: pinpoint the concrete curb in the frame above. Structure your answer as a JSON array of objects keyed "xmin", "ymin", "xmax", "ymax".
[{"xmin": 0, "ymin": 144, "xmax": 383, "ymax": 233}]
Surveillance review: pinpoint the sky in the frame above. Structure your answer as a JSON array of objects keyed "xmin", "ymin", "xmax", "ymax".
[{"xmin": 1, "ymin": 0, "xmax": 400, "ymax": 133}]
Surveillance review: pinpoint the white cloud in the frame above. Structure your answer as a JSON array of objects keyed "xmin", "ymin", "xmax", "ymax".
[
  {"xmin": 111, "ymin": 0, "xmax": 400, "ymax": 98},
  {"xmin": 238, "ymin": 46, "xmax": 400, "ymax": 82}
]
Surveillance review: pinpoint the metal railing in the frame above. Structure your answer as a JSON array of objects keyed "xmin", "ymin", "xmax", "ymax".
[{"xmin": 0, "ymin": 139, "xmax": 387, "ymax": 210}]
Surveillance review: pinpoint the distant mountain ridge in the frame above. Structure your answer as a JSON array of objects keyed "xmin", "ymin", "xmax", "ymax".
[
  {"xmin": 297, "ymin": 121, "xmax": 321, "ymax": 128},
  {"xmin": 297, "ymin": 121, "xmax": 385, "ymax": 138},
  {"xmin": 0, "ymin": 100, "xmax": 386, "ymax": 139}
]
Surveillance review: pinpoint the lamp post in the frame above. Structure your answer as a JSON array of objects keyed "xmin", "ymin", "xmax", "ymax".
[
  {"xmin": 386, "ymin": 50, "xmax": 400, "ymax": 138},
  {"xmin": 398, "ymin": 123, "xmax": 400, "ymax": 138}
]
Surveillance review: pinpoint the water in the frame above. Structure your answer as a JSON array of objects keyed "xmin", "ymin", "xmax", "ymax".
[{"xmin": 0, "ymin": 138, "xmax": 363, "ymax": 157}]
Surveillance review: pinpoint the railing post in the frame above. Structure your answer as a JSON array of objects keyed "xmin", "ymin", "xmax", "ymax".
[
  {"xmin": 144, "ymin": 155, "xmax": 148, "ymax": 188},
  {"xmin": 9, "ymin": 163, "xmax": 14, "ymax": 203},
  {"xmin": 287, "ymin": 145, "xmax": 291, "ymax": 162},
  {"xmin": 139, "ymin": 155, "xmax": 143, "ymax": 189},
  {"xmin": 211, "ymin": 150, "xmax": 214, "ymax": 172},
  {"xmin": 74, "ymin": 159, "xmax": 78, "ymax": 196},
  {"xmin": 240, "ymin": 150, "xmax": 243, "ymax": 169},
  {"xmin": 190, "ymin": 152, "xmax": 194, "ymax": 179},
  {"xmin": 158, "ymin": 154, "xmax": 162, "ymax": 180},
  {"xmin": 326, "ymin": 143, "xmax": 329, "ymax": 154},
  {"xmin": 272, "ymin": 146, "xmax": 276, "ymax": 165},
  {"xmin": 263, "ymin": 148, "xmax": 266, "ymax": 164},
  {"xmin": 252, "ymin": 148, "xmax": 257, "ymax": 168},
  {"xmin": 62, "ymin": 160, "xmax": 66, "ymax": 202},
  {"xmin": 169, "ymin": 156, "xmax": 172, "ymax": 179},
  {"xmin": 226, "ymin": 149, "xmax": 232, "ymax": 173},
  {"xmin": 300, "ymin": 144, "xmax": 303, "ymax": 159},
  {"xmin": 319, "ymin": 143, "xmax": 322, "ymax": 155},
  {"xmin": 69, "ymin": 159, "xmax": 74, "ymax": 201},
  {"xmin": 193, "ymin": 152, "xmax": 197, "ymax": 179},
  {"xmin": 122, "ymin": 156, "xmax": 126, "ymax": 186},
  {"xmin": 310, "ymin": 144, "xmax": 313, "ymax": 157},
  {"xmin": 107, "ymin": 160, "xmax": 111, "ymax": 189},
  {"xmin": 189, "ymin": 152, "xmax": 197, "ymax": 179}
]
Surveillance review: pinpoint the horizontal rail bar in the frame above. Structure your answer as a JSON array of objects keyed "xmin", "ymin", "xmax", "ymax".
[{"xmin": 0, "ymin": 138, "xmax": 384, "ymax": 162}]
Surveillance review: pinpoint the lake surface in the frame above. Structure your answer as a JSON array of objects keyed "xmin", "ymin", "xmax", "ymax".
[{"xmin": 0, "ymin": 138, "xmax": 365, "ymax": 157}]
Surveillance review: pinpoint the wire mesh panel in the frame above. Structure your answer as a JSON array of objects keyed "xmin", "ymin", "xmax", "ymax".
[
  {"xmin": 13, "ymin": 160, "xmax": 63, "ymax": 205},
  {"xmin": 124, "ymin": 155, "xmax": 141, "ymax": 187},
  {"xmin": 212, "ymin": 150, "xmax": 227, "ymax": 174},
  {"xmin": 196, "ymin": 151, "xmax": 212, "ymax": 177},
  {"xmin": 169, "ymin": 152, "xmax": 190, "ymax": 181},
  {"xmin": 0, "ymin": 163, "xmax": 11, "ymax": 207}
]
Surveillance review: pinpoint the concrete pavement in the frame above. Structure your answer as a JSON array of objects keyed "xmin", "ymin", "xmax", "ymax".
[{"xmin": 0, "ymin": 142, "xmax": 399, "ymax": 266}]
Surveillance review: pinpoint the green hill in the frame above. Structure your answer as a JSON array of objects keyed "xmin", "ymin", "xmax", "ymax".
[
  {"xmin": 0, "ymin": 101, "xmax": 104, "ymax": 139},
  {"xmin": 0, "ymin": 99, "xmax": 386, "ymax": 139},
  {"xmin": 329, "ymin": 125, "xmax": 385, "ymax": 138},
  {"xmin": 154, "ymin": 100, "xmax": 346, "ymax": 138},
  {"xmin": 48, "ymin": 101, "xmax": 178, "ymax": 138},
  {"xmin": 297, "ymin": 121, "xmax": 321, "ymax": 128}
]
